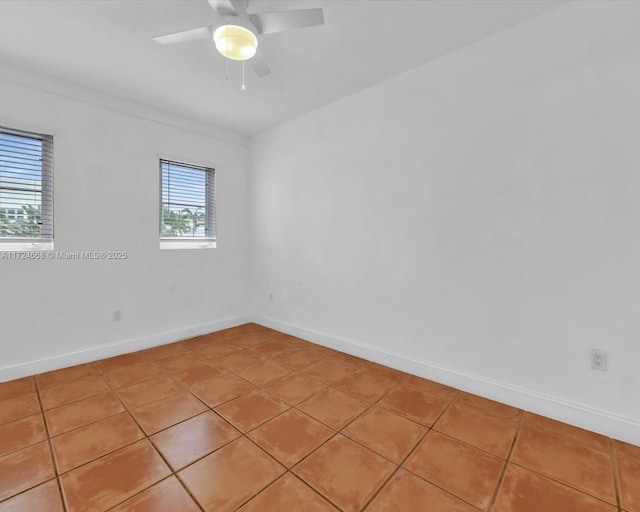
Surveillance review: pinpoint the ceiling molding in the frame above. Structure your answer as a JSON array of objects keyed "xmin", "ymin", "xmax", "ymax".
[{"xmin": 0, "ymin": 59, "xmax": 250, "ymax": 147}]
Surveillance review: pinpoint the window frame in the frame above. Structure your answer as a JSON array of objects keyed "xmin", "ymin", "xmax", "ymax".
[
  {"xmin": 0, "ymin": 124, "xmax": 54, "ymax": 251},
  {"xmin": 159, "ymin": 157, "xmax": 217, "ymax": 250}
]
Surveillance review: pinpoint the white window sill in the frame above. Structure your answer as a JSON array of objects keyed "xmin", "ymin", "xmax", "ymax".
[
  {"xmin": 0, "ymin": 240, "xmax": 54, "ymax": 252},
  {"xmin": 160, "ymin": 239, "xmax": 217, "ymax": 250}
]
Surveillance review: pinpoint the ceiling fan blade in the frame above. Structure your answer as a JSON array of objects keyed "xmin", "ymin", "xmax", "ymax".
[
  {"xmin": 249, "ymin": 8, "xmax": 324, "ymax": 35},
  {"xmin": 153, "ymin": 26, "xmax": 212, "ymax": 45},
  {"xmin": 249, "ymin": 47, "xmax": 271, "ymax": 77}
]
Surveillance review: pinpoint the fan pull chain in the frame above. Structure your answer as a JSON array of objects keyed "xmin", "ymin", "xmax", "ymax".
[
  {"xmin": 225, "ymin": 21, "xmax": 230, "ymax": 80},
  {"xmin": 242, "ymin": 60, "xmax": 246, "ymax": 92}
]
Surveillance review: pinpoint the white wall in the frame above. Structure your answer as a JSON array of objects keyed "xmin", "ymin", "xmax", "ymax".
[
  {"xmin": 0, "ymin": 66, "xmax": 251, "ymax": 380},
  {"xmin": 250, "ymin": 1, "xmax": 640, "ymax": 443}
]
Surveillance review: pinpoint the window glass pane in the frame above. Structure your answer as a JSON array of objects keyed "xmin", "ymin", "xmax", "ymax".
[
  {"xmin": 0, "ymin": 127, "xmax": 52, "ymax": 240},
  {"xmin": 160, "ymin": 159, "xmax": 215, "ymax": 239}
]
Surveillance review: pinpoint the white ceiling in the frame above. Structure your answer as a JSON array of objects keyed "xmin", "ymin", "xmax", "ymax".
[{"xmin": 0, "ymin": 0, "xmax": 565, "ymax": 137}]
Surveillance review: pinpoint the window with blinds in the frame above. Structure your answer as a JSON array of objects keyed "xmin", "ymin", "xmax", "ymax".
[
  {"xmin": 160, "ymin": 159, "xmax": 216, "ymax": 242},
  {"xmin": 0, "ymin": 126, "xmax": 53, "ymax": 242}
]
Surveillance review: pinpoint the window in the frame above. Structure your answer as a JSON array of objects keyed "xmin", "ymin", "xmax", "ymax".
[
  {"xmin": 0, "ymin": 126, "xmax": 53, "ymax": 248},
  {"xmin": 160, "ymin": 158, "xmax": 216, "ymax": 248}
]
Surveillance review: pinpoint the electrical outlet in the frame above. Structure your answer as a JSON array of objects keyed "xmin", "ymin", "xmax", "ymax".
[
  {"xmin": 591, "ymin": 349, "xmax": 607, "ymax": 371},
  {"xmin": 113, "ymin": 309, "xmax": 122, "ymax": 322}
]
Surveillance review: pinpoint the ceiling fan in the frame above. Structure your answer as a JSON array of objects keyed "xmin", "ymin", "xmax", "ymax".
[{"xmin": 153, "ymin": 0, "xmax": 324, "ymax": 79}]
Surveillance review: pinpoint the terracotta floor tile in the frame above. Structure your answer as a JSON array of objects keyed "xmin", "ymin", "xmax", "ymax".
[
  {"xmin": 403, "ymin": 375, "xmax": 460, "ymax": 400},
  {"xmin": 343, "ymin": 406, "xmax": 426, "ymax": 463},
  {"xmin": 212, "ymin": 349, "xmax": 265, "ymax": 371},
  {"xmin": 179, "ymin": 437, "xmax": 285, "ymax": 512},
  {"xmin": 434, "ymin": 401, "xmax": 519, "ymax": 458},
  {"xmin": 293, "ymin": 435, "xmax": 396, "ymax": 512},
  {"xmin": 182, "ymin": 334, "xmax": 215, "ymax": 351},
  {"xmin": 44, "ymin": 391, "xmax": 124, "ymax": 436},
  {"xmin": 329, "ymin": 352, "xmax": 369, "ymax": 367},
  {"xmin": 35, "ymin": 364, "xmax": 97, "ymax": 391},
  {"xmin": 0, "ymin": 442, "xmax": 55, "ymax": 501},
  {"xmin": 0, "ymin": 393, "xmax": 40, "ymax": 425},
  {"xmin": 378, "ymin": 384, "xmax": 452, "ymax": 426},
  {"xmin": 334, "ymin": 370, "xmax": 396, "ymax": 402},
  {"xmin": 151, "ymin": 411, "xmax": 240, "ymax": 470},
  {"xmin": 51, "ymin": 412, "xmax": 143, "ymax": 473},
  {"xmin": 306, "ymin": 345, "xmax": 337, "ymax": 358},
  {"xmin": 364, "ymin": 362, "xmax": 408, "ymax": 383},
  {"xmin": 0, "ymin": 414, "xmax": 47, "ymax": 456},
  {"xmin": 238, "ymin": 473, "xmax": 338, "ymax": 512},
  {"xmin": 616, "ymin": 439, "xmax": 640, "ymax": 465},
  {"xmin": 111, "ymin": 476, "xmax": 200, "ymax": 512},
  {"xmin": 236, "ymin": 360, "xmax": 292, "ymax": 387},
  {"xmin": 275, "ymin": 348, "xmax": 324, "ymax": 370},
  {"xmin": 249, "ymin": 409, "xmax": 334, "ymax": 467},
  {"xmin": 302, "ymin": 358, "xmax": 358, "ymax": 384},
  {"xmin": 494, "ymin": 463, "xmax": 616, "ymax": 512},
  {"xmin": 60, "ymin": 440, "xmax": 170, "ymax": 512},
  {"xmin": 39, "ymin": 374, "xmax": 109, "ymax": 410},
  {"xmin": 512, "ymin": 423, "xmax": 616, "ymax": 504},
  {"xmin": 102, "ymin": 362, "xmax": 163, "ymax": 389},
  {"xmin": 456, "ymin": 392, "xmax": 523, "ymax": 422},
  {"xmin": 207, "ymin": 330, "xmax": 243, "ymax": 343},
  {"xmin": 116, "ymin": 375, "xmax": 183, "ymax": 409},
  {"xmin": 219, "ymin": 323, "xmax": 266, "ymax": 339},
  {"xmin": 250, "ymin": 339, "xmax": 292, "ymax": 358},
  {"xmin": 215, "ymin": 390, "xmax": 289, "ymax": 432},
  {"xmin": 142, "ymin": 342, "xmax": 190, "ymax": 361},
  {"xmin": 298, "ymin": 387, "xmax": 369, "ymax": 430},
  {"xmin": 264, "ymin": 372, "xmax": 326, "ymax": 405},
  {"xmin": 191, "ymin": 374, "xmax": 256, "ymax": 407},
  {"xmin": 366, "ymin": 468, "xmax": 477, "ymax": 512},
  {"xmin": 0, "ymin": 479, "xmax": 63, "ymax": 512},
  {"xmin": 194, "ymin": 342, "xmax": 242, "ymax": 359},
  {"xmin": 618, "ymin": 459, "xmax": 640, "ymax": 512},
  {"xmin": 231, "ymin": 331, "xmax": 278, "ymax": 348},
  {"xmin": 130, "ymin": 392, "xmax": 207, "ymax": 435},
  {"xmin": 0, "ymin": 377, "xmax": 35, "ymax": 403},
  {"xmin": 157, "ymin": 352, "xmax": 207, "ymax": 373},
  {"xmin": 404, "ymin": 431, "xmax": 505, "ymax": 510},
  {"xmin": 278, "ymin": 334, "xmax": 314, "ymax": 349},
  {"xmin": 523, "ymin": 412, "xmax": 610, "ymax": 453},
  {"xmin": 171, "ymin": 362, "xmax": 226, "ymax": 388},
  {"xmin": 95, "ymin": 352, "xmax": 147, "ymax": 373}
]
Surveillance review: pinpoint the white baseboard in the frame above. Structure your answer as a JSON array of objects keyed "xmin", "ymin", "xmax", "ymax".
[
  {"xmin": 0, "ymin": 314, "xmax": 251, "ymax": 383},
  {"xmin": 253, "ymin": 314, "xmax": 640, "ymax": 446}
]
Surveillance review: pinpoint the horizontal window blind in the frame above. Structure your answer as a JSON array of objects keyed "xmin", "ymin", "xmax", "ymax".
[
  {"xmin": 0, "ymin": 126, "xmax": 53, "ymax": 241},
  {"xmin": 160, "ymin": 159, "xmax": 216, "ymax": 239}
]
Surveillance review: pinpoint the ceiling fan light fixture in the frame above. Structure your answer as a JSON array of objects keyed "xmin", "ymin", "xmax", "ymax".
[{"xmin": 213, "ymin": 24, "xmax": 258, "ymax": 61}]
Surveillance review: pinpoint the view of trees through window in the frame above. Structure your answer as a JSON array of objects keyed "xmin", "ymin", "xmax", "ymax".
[
  {"xmin": 0, "ymin": 130, "xmax": 49, "ymax": 238},
  {"xmin": 160, "ymin": 159, "xmax": 215, "ymax": 239}
]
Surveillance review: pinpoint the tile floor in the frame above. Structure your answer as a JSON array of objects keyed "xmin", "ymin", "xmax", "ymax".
[{"xmin": 0, "ymin": 323, "xmax": 638, "ymax": 511}]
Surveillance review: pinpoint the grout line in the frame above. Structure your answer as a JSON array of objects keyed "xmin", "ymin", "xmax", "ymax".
[
  {"xmin": 359, "ymin": 386, "xmax": 462, "ymax": 511},
  {"xmin": 486, "ymin": 409, "xmax": 526, "ymax": 512},
  {"xmin": 33, "ymin": 375, "xmax": 69, "ymax": 512},
  {"xmin": 98, "ymin": 356, "xmax": 209, "ymax": 512},
  {"xmin": 507, "ymin": 459, "xmax": 620, "ymax": 508},
  {"xmin": 289, "ymin": 472, "xmax": 346, "ymax": 512},
  {"xmin": 609, "ymin": 439, "xmax": 623, "ymax": 512}
]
